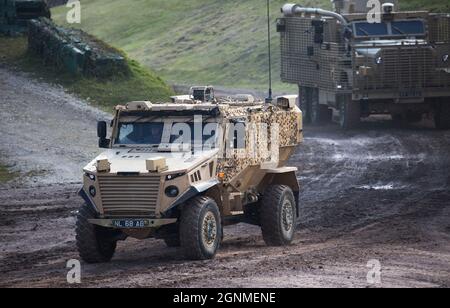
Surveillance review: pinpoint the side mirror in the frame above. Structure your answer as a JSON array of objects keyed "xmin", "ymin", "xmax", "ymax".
[
  {"xmin": 97, "ymin": 121, "xmax": 110, "ymax": 148},
  {"xmin": 99, "ymin": 138, "xmax": 110, "ymax": 149},
  {"xmin": 97, "ymin": 121, "xmax": 107, "ymax": 138}
]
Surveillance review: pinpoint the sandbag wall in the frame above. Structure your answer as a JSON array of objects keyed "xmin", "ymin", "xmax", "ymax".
[
  {"xmin": 0, "ymin": 0, "xmax": 19, "ymax": 35},
  {"xmin": 1, "ymin": 0, "xmax": 50, "ymax": 35},
  {"xmin": 28, "ymin": 17, "xmax": 129, "ymax": 77}
]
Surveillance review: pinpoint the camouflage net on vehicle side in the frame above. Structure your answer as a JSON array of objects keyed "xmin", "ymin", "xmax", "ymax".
[{"xmin": 28, "ymin": 17, "xmax": 129, "ymax": 77}]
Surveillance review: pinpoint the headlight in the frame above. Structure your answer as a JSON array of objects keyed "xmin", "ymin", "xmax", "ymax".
[
  {"xmin": 165, "ymin": 172, "xmax": 185, "ymax": 181},
  {"xmin": 89, "ymin": 186, "xmax": 96, "ymax": 197},
  {"xmin": 443, "ymin": 54, "xmax": 449, "ymax": 63},
  {"xmin": 85, "ymin": 173, "xmax": 96, "ymax": 181},
  {"xmin": 165, "ymin": 186, "xmax": 179, "ymax": 198},
  {"xmin": 375, "ymin": 56, "xmax": 383, "ymax": 65}
]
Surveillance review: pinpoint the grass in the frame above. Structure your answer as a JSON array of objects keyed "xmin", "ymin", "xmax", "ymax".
[
  {"xmin": 0, "ymin": 36, "xmax": 174, "ymax": 111},
  {"xmin": 0, "ymin": 164, "xmax": 15, "ymax": 183},
  {"xmin": 52, "ymin": 0, "xmax": 449, "ymax": 92},
  {"xmin": 402, "ymin": 0, "xmax": 450, "ymax": 12}
]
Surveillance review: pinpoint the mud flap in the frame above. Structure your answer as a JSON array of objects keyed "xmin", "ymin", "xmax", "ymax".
[{"xmin": 294, "ymin": 191, "xmax": 301, "ymax": 219}]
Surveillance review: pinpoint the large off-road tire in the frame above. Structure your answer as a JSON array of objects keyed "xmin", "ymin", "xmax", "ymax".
[
  {"xmin": 180, "ymin": 196, "xmax": 222, "ymax": 260},
  {"xmin": 391, "ymin": 113, "xmax": 403, "ymax": 123},
  {"xmin": 156, "ymin": 224, "xmax": 180, "ymax": 247},
  {"xmin": 76, "ymin": 205, "xmax": 117, "ymax": 264},
  {"xmin": 435, "ymin": 103, "xmax": 450, "ymax": 130},
  {"xmin": 300, "ymin": 87, "xmax": 331, "ymax": 125},
  {"xmin": 162, "ymin": 233, "xmax": 181, "ymax": 247},
  {"xmin": 310, "ymin": 88, "xmax": 332, "ymax": 125},
  {"xmin": 339, "ymin": 98, "xmax": 361, "ymax": 129},
  {"xmin": 260, "ymin": 185, "xmax": 296, "ymax": 246},
  {"xmin": 299, "ymin": 86, "xmax": 312, "ymax": 124},
  {"xmin": 405, "ymin": 111, "xmax": 423, "ymax": 123}
]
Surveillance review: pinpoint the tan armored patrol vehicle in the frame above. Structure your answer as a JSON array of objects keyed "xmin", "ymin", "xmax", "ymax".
[
  {"xmin": 76, "ymin": 88, "xmax": 302, "ymax": 262},
  {"xmin": 278, "ymin": 0, "xmax": 450, "ymax": 128}
]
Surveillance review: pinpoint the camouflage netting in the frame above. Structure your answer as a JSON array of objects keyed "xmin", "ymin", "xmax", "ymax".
[
  {"xmin": 0, "ymin": 0, "xmax": 50, "ymax": 35},
  {"xmin": 216, "ymin": 105, "xmax": 302, "ymax": 181},
  {"xmin": 28, "ymin": 17, "xmax": 129, "ymax": 77}
]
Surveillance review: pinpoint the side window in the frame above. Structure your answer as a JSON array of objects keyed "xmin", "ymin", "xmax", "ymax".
[
  {"xmin": 205, "ymin": 88, "xmax": 211, "ymax": 102},
  {"xmin": 228, "ymin": 121, "xmax": 246, "ymax": 150}
]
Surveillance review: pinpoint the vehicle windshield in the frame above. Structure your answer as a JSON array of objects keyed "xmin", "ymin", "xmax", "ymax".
[
  {"xmin": 116, "ymin": 122, "xmax": 164, "ymax": 145},
  {"xmin": 115, "ymin": 121, "xmax": 219, "ymax": 149},
  {"xmin": 354, "ymin": 22, "xmax": 388, "ymax": 36},
  {"xmin": 391, "ymin": 20, "xmax": 424, "ymax": 35},
  {"xmin": 353, "ymin": 20, "xmax": 425, "ymax": 37}
]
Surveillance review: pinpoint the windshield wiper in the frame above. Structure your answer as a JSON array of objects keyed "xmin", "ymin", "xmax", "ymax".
[
  {"xmin": 357, "ymin": 27, "xmax": 370, "ymax": 36},
  {"xmin": 126, "ymin": 115, "xmax": 159, "ymax": 124},
  {"xmin": 392, "ymin": 26, "xmax": 406, "ymax": 35}
]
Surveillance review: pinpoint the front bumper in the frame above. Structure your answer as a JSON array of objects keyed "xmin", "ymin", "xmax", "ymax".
[
  {"xmin": 88, "ymin": 218, "xmax": 177, "ymax": 229},
  {"xmin": 353, "ymin": 87, "xmax": 450, "ymax": 102}
]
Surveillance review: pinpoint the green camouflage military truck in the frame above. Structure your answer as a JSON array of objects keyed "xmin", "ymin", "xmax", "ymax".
[{"xmin": 278, "ymin": 0, "xmax": 450, "ymax": 129}]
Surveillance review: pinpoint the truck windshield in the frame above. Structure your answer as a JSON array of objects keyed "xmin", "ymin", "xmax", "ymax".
[
  {"xmin": 391, "ymin": 20, "xmax": 424, "ymax": 35},
  {"xmin": 115, "ymin": 122, "xmax": 218, "ymax": 147},
  {"xmin": 353, "ymin": 20, "xmax": 425, "ymax": 37},
  {"xmin": 354, "ymin": 22, "xmax": 388, "ymax": 36}
]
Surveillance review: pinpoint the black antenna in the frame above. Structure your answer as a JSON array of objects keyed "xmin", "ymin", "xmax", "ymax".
[{"xmin": 265, "ymin": 0, "xmax": 273, "ymax": 104}]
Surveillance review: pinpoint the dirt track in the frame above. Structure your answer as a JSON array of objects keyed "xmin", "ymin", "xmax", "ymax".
[{"xmin": 1, "ymin": 67, "xmax": 450, "ymax": 288}]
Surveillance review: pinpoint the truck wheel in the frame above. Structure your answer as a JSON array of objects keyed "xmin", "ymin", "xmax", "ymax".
[
  {"xmin": 299, "ymin": 86, "xmax": 312, "ymax": 124},
  {"xmin": 405, "ymin": 111, "xmax": 423, "ymax": 123},
  {"xmin": 76, "ymin": 204, "xmax": 117, "ymax": 264},
  {"xmin": 339, "ymin": 99, "xmax": 361, "ymax": 129},
  {"xmin": 311, "ymin": 89, "xmax": 332, "ymax": 124},
  {"xmin": 162, "ymin": 234, "xmax": 180, "ymax": 247},
  {"xmin": 180, "ymin": 196, "xmax": 222, "ymax": 260},
  {"xmin": 391, "ymin": 113, "xmax": 403, "ymax": 123},
  {"xmin": 435, "ymin": 103, "xmax": 450, "ymax": 130},
  {"xmin": 260, "ymin": 185, "xmax": 296, "ymax": 246}
]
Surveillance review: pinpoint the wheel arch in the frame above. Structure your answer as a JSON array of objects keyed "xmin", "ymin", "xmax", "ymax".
[
  {"xmin": 203, "ymin": 185, "xmax": 223, "ymax": 213},
  {"xmin": 259, "ymin": 168, "xmax": 300, "ymax": 193},
  {"xmin": 162, "ymin": 179, "xmax": 221, "ymax": 217},
  {"xmin": 259, "ymin": 168, "xmax": 300, "ymax": 218}
]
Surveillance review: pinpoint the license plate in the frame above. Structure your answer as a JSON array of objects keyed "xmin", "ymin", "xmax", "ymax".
[
  {"xmin": 399, "ymin": 89, "xmax": 422, "ymax": 98},
  {"xmin": 112, "ymin": 219, "xmax": 148, "ymax": 228}
]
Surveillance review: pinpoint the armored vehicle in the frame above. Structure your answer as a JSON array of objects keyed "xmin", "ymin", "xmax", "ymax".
[
  {"xmin": 278, "ymin": 0, "xmax": 450, "ymax": 129},
  {"xmin": 76, "ymin": 89, "xmax": 303, "ymax": 262}
]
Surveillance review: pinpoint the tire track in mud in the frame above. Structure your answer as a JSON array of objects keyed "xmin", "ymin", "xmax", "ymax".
[
  {"xmin": 1, "ymin": 67, "xmax": 450, "ymax": 287},
  {"xmin": 2, "ymin": 121, "xmax": 450, "ymax": 287},
  {"xmin": 294, "ymin": 124, "xmax": 450, "ymax": 231}
]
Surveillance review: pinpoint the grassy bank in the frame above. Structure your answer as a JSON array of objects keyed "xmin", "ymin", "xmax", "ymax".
[
  {"xmin": 402, "ymin": 0, "xmax": 450, "ymax": 12},
  {"xmin": 0, "ymin": 164, "xmax": 15, "ymax": 183},
  {"xmin": 0, "ymin": 36, "xmax": 174, "ymax": 111},
  {"xmin": 52, "ymin": 0, "xmax": 449, "ymax": 91}
]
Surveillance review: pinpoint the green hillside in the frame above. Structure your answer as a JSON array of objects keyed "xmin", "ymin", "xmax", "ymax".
[
  {"xmin": 52, "ymin": 0, "xmax": 449, "ymax": 91},
  {"xmin": 402, "ymin": 0, "xmax": 450, "ymax": 12},
  {"xmin": 0, "ymin": 36, "xmax": 174, "ymax": 110},
  {"xmin": 0, "ymin": 163, "xmax": 15, "ymax": 183}
]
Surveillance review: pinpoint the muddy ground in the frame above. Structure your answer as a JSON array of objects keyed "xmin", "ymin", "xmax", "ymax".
[{"xmin": 1, "ymin": 67, "xmax": 450, "ymax": 288}]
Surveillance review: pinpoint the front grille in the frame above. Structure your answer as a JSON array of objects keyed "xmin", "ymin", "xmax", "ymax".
[
  {"xmin": 98, "ymin": 175, "xmax": 160, "ymax": 218},
  {"xmin": 380, "ymin": 48, "xmax": 435, "ymax": 89},
  {"xmin": 359, "ymin": 47, "xmax": 450, "ymax": 91}
]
